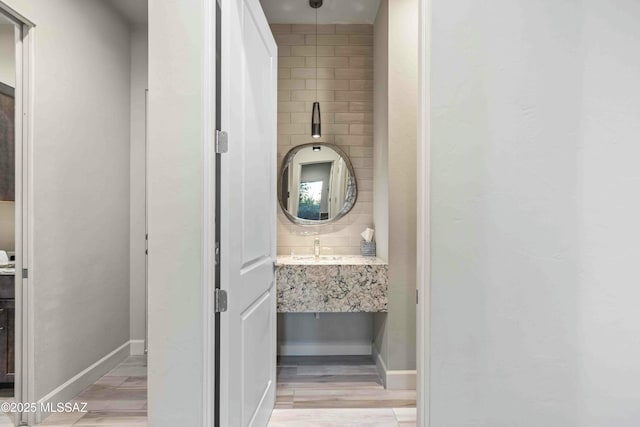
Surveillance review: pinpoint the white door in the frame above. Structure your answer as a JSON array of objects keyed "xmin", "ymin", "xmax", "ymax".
[{"xmin": 220, "ymin": 0, "xmax": 278, "ymax": 425}]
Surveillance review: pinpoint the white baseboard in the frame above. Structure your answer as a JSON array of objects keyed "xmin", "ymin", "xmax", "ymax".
[
  {"xmin": 278, "ymin": 341, "xmax": 372, "ymax": 356},
  {"xmin": 129, "ymin": 339, "xmax": 146, "ymax": 355},
  {"xmin": 386, "ymin": 369, "xmax": 417, "ymax": 390},
  {"xmin": 373, "ymin": 345, "xmax": 417, "ymax": 390},
  {"xmin": 373, "ymin": 345, "xmax": 388, "ymax": 387},
  {"xmin": 36, "ymin": 340, "xmax": 133, "ymax": 423}
]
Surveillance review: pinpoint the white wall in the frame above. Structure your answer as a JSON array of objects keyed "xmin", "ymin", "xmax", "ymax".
[
  {"xmin": 148, "ymin": 0, "xmax": 209, "ymax": 425},
  {"xmin": 430, "ymin": 0, "xmax": 640, "ymax": 425},
  {"xmin": 129, "ymin": 24, "xmax": 148, "ymax": 348},
  {"xmin": 3, "ymin": 0, "xmax": 132, "ymax": 404}
]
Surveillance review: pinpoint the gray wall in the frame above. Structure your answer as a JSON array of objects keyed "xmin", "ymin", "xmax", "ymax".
[
  {"xmin": 3, "ymin": 0, "xmax": 132, "ymax": 400},
  {"xmin": 148, "ymin": 0, "xmax": 207, "ymax": 425},
  {"xmin": 372, "ymin": 0, "xmax": 389, "ymax": 367},
  {"xmin": 431, "ymin": 0, "xmax": 640, "ymax": 424},
  {"xmin": 278, "ymin": 313, "xmax": 373, "ymax": 355},
  {"xmin": 386, "ymin": 0, "xmax": 418, "ymax": 373},
  {"xmin": 129, "ymin": 24, "xmax": 148, "ymax": 346},
  {"xmin": 372, "ymin": 0, "xmax": 418, "ymax": 372}
]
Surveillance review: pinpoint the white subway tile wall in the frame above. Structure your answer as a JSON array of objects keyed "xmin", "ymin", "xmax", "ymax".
[{"xmin": 274, "ymin": 24, "xmax": 374, "ymax": 256}]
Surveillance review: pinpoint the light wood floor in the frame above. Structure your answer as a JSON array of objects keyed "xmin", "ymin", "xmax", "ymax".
[
  {"xmin": 33, "ymin": 355, "xmax": 417, "ymax": 426},
  {"xmin": 269, "ymin": 356, "xmax": 417, "ymax": 426},
  {"xmin": 37, "ymin": 356, "xmax": 147, "ymax": 426}
]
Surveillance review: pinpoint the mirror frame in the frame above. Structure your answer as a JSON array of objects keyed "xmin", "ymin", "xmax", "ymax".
[{"xmin": 278, "ymin": 143, "xmax": 358, "ymax": 226}]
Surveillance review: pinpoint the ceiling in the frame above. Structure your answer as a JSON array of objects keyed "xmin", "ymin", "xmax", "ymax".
[
  {"xmin": 108, "ymin": 0, "xmax": 148, "ymax": 25},
  {"xmin": 105, "ymin": 0, "xmax": 377, "ymax": 26},
  {"xmin": 260, "ymin": 0, "xmax": 382, "ymax": 24}
]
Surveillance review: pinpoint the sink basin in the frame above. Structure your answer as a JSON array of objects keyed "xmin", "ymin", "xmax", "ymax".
[
  {"xmin": 292, "ymin": 255, "xmax": 342, "ymax": 261},
  {"xmin": 276, "ymin": 255, "xmax": 386, "ymax": 266}
]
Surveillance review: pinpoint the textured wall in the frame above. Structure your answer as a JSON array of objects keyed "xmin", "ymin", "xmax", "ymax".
[
  {"xmin": 273, "ymin": 24, "xmax": 374, "ymax": 256},
  {"xmin": 431, "ymin": 0, "xmax": 640, "ymax": 425}
]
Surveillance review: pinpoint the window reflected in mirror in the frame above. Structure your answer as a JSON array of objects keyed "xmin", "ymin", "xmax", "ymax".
[{"xmin": 279, "ymin": 144, "xmax": 357, "ymax": 225}]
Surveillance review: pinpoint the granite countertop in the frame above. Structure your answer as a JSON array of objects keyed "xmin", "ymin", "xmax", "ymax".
[
  {"xmin": 276, "ymin": 255, "xmax": 387, "ymax": 266},
  {"xmin": 276, "ymin": 255, "xmax": 388, "ymax": 313}
]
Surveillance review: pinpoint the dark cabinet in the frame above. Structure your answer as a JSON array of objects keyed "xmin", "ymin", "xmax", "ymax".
[
  {"xmin": 0, "ymin": 82, "xmax": 15, "ymax": 202},
  {"xmin": 0, "ymin": 275, "xmax": 14, "ymax": 384},
  {"xmin": 0, "ymin": 299, "xmax": 14, "ymax": 384}
]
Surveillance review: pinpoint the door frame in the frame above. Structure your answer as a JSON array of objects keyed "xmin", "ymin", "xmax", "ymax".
[
  {"xmin": 200, "ymin": 0, "xmax": 432, "ymax": 423},
  {"xmin": 204, "ymin": 1, "xmax": 217, "ymax": 426},
  {"xmin": 0, "ymin": 2, "xmax": 34, "ymax": 426},
  {"xmin": 417, "ymin": 0, "xmax": 430, "ymax": 425}
]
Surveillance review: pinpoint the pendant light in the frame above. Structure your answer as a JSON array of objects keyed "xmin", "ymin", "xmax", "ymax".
[{"xmin": 310, "ymin": 0, "xmax": 322, "ymax": 139}]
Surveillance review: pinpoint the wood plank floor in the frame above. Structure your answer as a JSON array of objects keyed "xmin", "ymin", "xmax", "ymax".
[
  {"xmin": 270, "ymin": 356, "xmax": 416, "ymax": 426},
  {"xmin": 33, "ymin": 355, "xmax": 417, "ymax": 426},
  {"xmin": 37, "ymin": 356, "xmax": 147, "ymax": 426}
]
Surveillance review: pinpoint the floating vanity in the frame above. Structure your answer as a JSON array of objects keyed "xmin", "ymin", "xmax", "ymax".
[{"xmin": 276, "ymin": 255, "xmax": 388, "ymax": 313}]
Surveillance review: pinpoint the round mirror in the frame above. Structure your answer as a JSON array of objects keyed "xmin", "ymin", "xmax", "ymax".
[{"xmin": 279, "ymin": 143, "xmax": 357, "ymax": 225}]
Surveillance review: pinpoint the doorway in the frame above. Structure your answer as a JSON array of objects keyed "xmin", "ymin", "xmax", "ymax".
[
  {"xmin": 145, "ymin": 0, "xmax": 424, "ymax": 424},
  {"xmin": 0, "ymin": 4, "xmax": 31, "ymax": 426}
]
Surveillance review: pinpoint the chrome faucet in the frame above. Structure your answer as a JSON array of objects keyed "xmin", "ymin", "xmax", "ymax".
[{"xmin": 314, "ymin": 237, "xmax": 321, "ymax": 259}]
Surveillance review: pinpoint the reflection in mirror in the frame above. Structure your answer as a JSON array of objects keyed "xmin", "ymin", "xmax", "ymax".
[{"xmin": 279, "ymin": 143, "xmax": 357, "ymax": 225}]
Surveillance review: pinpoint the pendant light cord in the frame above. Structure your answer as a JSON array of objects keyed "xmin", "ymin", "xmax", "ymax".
[{"xmin": 315, "ymin": 6, "xmax": 318, "ymax": 102}]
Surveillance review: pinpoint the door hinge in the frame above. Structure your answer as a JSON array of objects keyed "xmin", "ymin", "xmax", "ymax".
[
  {"xmin": 416, "ymin": 289, "xmax": 419, "ymax": 305},
  {"xmin": 214, "ymin": 289, "xmax": 228, "ymax": 313},
  {"xmin": 215, "ymin": 130, "xmax": 228, "ymax": 154},
  {"xmin": 22, "ymin": 268, "xmax": 28, "ymax": 279}
]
